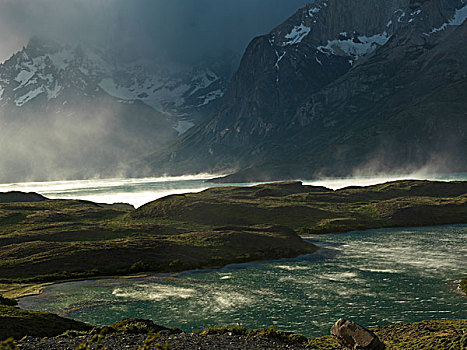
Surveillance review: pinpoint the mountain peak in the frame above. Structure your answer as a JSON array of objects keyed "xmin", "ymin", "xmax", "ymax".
[
  {"xmin": 25, "ymin": 36, "xmax": 63, "ymax": 55},
  {"xmin": 0, "ymin": 36, "xmax": 229, "ymax": 119},
  {"xmin": 140, "ymin": 0, "xmax": 467, "ymax": 180}
]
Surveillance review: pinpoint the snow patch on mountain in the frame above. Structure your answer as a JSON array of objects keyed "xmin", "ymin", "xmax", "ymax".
[
  {"xmin": 196, "ymin": 89, "xmax": 223, "ymax": 107},
  {"xmin": 274, "ymin": 50, "xmax": 286, "ymax": 83},
  {"xmin": 14, "ymin": 86, "xmax": 44, "ymax": 106},
  {"xmin": 283, "ymin": 24, "xmax": 311, "ymax": 46},
  {"xmin": 0, "ymin": 39, "xmax": 228, "ymax": 134},
  {"xmin": 98, "ymin": 65, "xmax": 221, "ymax": 114},
  {"xmin": 408, "ymin": 9, "xmax": 422, "ymax": 23},
  {"xmin": 175, "ymin": 120, "xmax": 195, "ymax": 135},
  {"xmin": 98, "ymin": 78, "xmax": 135, "ymax": 100},
  {"xmin": 188, "ymin": 70, "xmax": 219, "ymax": 96},
  {"xmin": 396, "ymin": 10, "xmax": 406, "ymax": 23},
  {"xmin": 46, "ymin": 83, "xmax": 62, "ymax": 100},
  {"xmin": 428, "ymin": 4, "xmax": 467, "ymax": 33},
  {"xmin": 317, "ymin": 32, "xmax": 391, "ymax": 59},
  {"xmin": 308, "ymin": 7, "xmax": 321, "ymax": 16},
  {"xmin": 451, "ymin": 4, "xmax": 467, "ymax": 25},
  {"xmin": 308, "ymin": 1, "xmax": 327, "ymax": 17},
  {"xmin": 14, "ymin": 70, "xmax": 36, "ymax": 86}
]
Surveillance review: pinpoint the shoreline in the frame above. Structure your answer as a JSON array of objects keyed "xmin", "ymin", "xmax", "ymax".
[
  {"xmin": 10, "ymin": 251, "xmax": 321, "ymax": 301},
  {"xmin": 300, "ymin": 222, "xmax": 467, "ymax": 239},
  {"xmin": 6, "ymin": 223, "xmax": 467, "ymax": 302},
  {"xmin": 2, "ymin": 273, "xmax": 154, "ymax": 300}
]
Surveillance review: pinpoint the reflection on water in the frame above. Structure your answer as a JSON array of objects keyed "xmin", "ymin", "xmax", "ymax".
[{"xmin": 19, "ymin": 225, "xmax": 467, "ymax": 337}]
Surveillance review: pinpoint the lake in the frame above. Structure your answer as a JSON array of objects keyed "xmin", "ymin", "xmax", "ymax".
[{"xmin": 19, "ymin": 225, "xmax": 467, "ymax": 337}]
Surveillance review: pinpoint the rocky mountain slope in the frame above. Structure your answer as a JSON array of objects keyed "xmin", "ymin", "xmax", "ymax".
[
  {"xmin": 141, "ymin": 0, "xmax": 467, "ymax": 181},
  {"xmin": 0, "ymin": 36, "xmax": 232, "ymax": 127},
  {"xmin": 0, "ymin": 37, "xmax": 234, "ymax": 182}
]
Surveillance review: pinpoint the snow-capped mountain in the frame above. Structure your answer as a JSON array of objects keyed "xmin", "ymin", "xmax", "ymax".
[
  {"xmin": 0, "ymin": 36, "xmax": 230, "ymax": 134},
  {"xmin": 140, "ymin": 0, "xmax": 467, "ymax": 181},
  {"xmin": 0, "ymin": 37, "xmax": 235, "ymax": 182}
]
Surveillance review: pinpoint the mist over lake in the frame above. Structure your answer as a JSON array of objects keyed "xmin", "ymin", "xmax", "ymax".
[{"xmin": 1, "ymin": 172, "xmax": 465, "ymax": 208}]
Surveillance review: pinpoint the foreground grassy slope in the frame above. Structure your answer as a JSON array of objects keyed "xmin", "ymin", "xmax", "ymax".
[
  {"xmin": 309, "ymin": 319, "xmax": 467, "ymax": 349},
  {"xmin": 2, "ymin": 305, "xmax": 466, "ymax": 350},
  {"xmin": 0, "ymin": 296, "xmax": 91, "ymax": 340},
  {"xmin": 1, "ymin": 295, "xmax": 179, "ymax": 341}
]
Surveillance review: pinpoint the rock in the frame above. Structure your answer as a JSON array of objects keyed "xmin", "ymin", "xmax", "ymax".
[
  {"xmin": 331, "ymin": 318, "xmax": 385, "ymax": 350},
  {"xmin": 97, "ymin": 202, "xmax": 135, "ymax": 210}
]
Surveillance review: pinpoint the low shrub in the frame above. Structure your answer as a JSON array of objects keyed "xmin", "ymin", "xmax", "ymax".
[
  {"xmin": 0, "ymin": 296, "xmax": 17, "ymax": 307},
  {"xmin": 129, "ymin": 261, "xmax": 150, "ymax": 273},
  {"xmin": 460, "ymin": 277, "xmax": 467, "ymax": 295},
  {"xmin": 91, "ymin": 319, "xmax": 181, "ymax": 336},
  {"xmin": 0, "ymin": 338, "xmax": 17, "ymax": 350},
  {"xmin": 197, "ymin": 325, "xmax": 308, "ymax": 345}
]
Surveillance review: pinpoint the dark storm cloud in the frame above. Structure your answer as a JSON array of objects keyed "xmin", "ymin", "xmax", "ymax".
[{"xmin": 0, "ymin": 0, "xmax": 311, "ymax": 62}]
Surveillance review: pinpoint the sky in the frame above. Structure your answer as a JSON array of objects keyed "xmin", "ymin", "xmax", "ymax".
[{"xmin": 0, "ymin": 0, "xmax": 311, "ymax": 63}]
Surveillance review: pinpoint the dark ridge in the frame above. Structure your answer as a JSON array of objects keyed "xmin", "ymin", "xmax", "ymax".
[{"xmin": 0, "ymin": 191, "xmax": 47, "ymax": 203}]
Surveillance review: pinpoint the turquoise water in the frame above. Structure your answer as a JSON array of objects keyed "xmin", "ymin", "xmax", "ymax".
[{"xmin": 19, "ymin": 225, "xmax": 467, "ymax": 337}]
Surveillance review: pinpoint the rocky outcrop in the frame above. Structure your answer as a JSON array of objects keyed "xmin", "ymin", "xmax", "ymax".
[
  {"xmin": 331, "ymin": 318, "xmax": 385, "ymax": 350},
  {"xmin": 0, "ymin": 191, "xmax": 47, "ymax": 203},
  {"xmin": 142, "ymin": 0, "xmax": 467, "ymax": 181}
]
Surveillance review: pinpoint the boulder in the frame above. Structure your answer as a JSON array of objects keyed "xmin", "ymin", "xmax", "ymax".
[{"xmin": 331, "ymin": 318, "xmax": 385, "ymax": 350}]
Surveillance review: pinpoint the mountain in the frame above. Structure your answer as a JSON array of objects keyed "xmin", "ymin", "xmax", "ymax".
[
  {"xmin": 140, "ymin": 0, "xmax": 467, "ymax": 182},
  {"xmin": 0, "ymin": 37, "xmax": 235, "ymax": 182}
]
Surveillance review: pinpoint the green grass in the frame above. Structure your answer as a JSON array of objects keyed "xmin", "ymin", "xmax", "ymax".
[
  {"xmin": 0, "ymin": 303, "xmax": 179, "ymax": 341},
  {"xmin": 0, "ymin": 303, "xmax": 91, "ymax": 340},
  {"xmin": 91, "ymin": 318, "xmax": 181, "ymax": 336},
  {"xmin": 1, "ymin": 315, "xmax": 466, "ymax": 349},
  {"xmin": 133, "ymin": 180, "xmax": 467, "ymax": 234},
  {"xmin": 0, "ymin": 196, "xmax": 316, "ymax": 283},
  {"xmin": 460, "ymin": 277, "xmax": 467, "ymax": 295},
  {"xmin": 0, "ymin": 338, "xmax": 18, "ymax": 350},
  {"xmin": 0, "ymin": 180, "xmax": 465, "ymax": 284}
]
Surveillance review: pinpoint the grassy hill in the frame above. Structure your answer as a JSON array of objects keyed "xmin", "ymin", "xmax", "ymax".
[
  {"xmin": 0, "ymin": 180, "xmax": 465, "ymax": 284},
  {"xmin": 0, "ymin": 195, "xmax": 316, "ymax": 283},
  {"xmin": 133, "ymin": 180, "xmax": 467, "ymax": 234}
]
